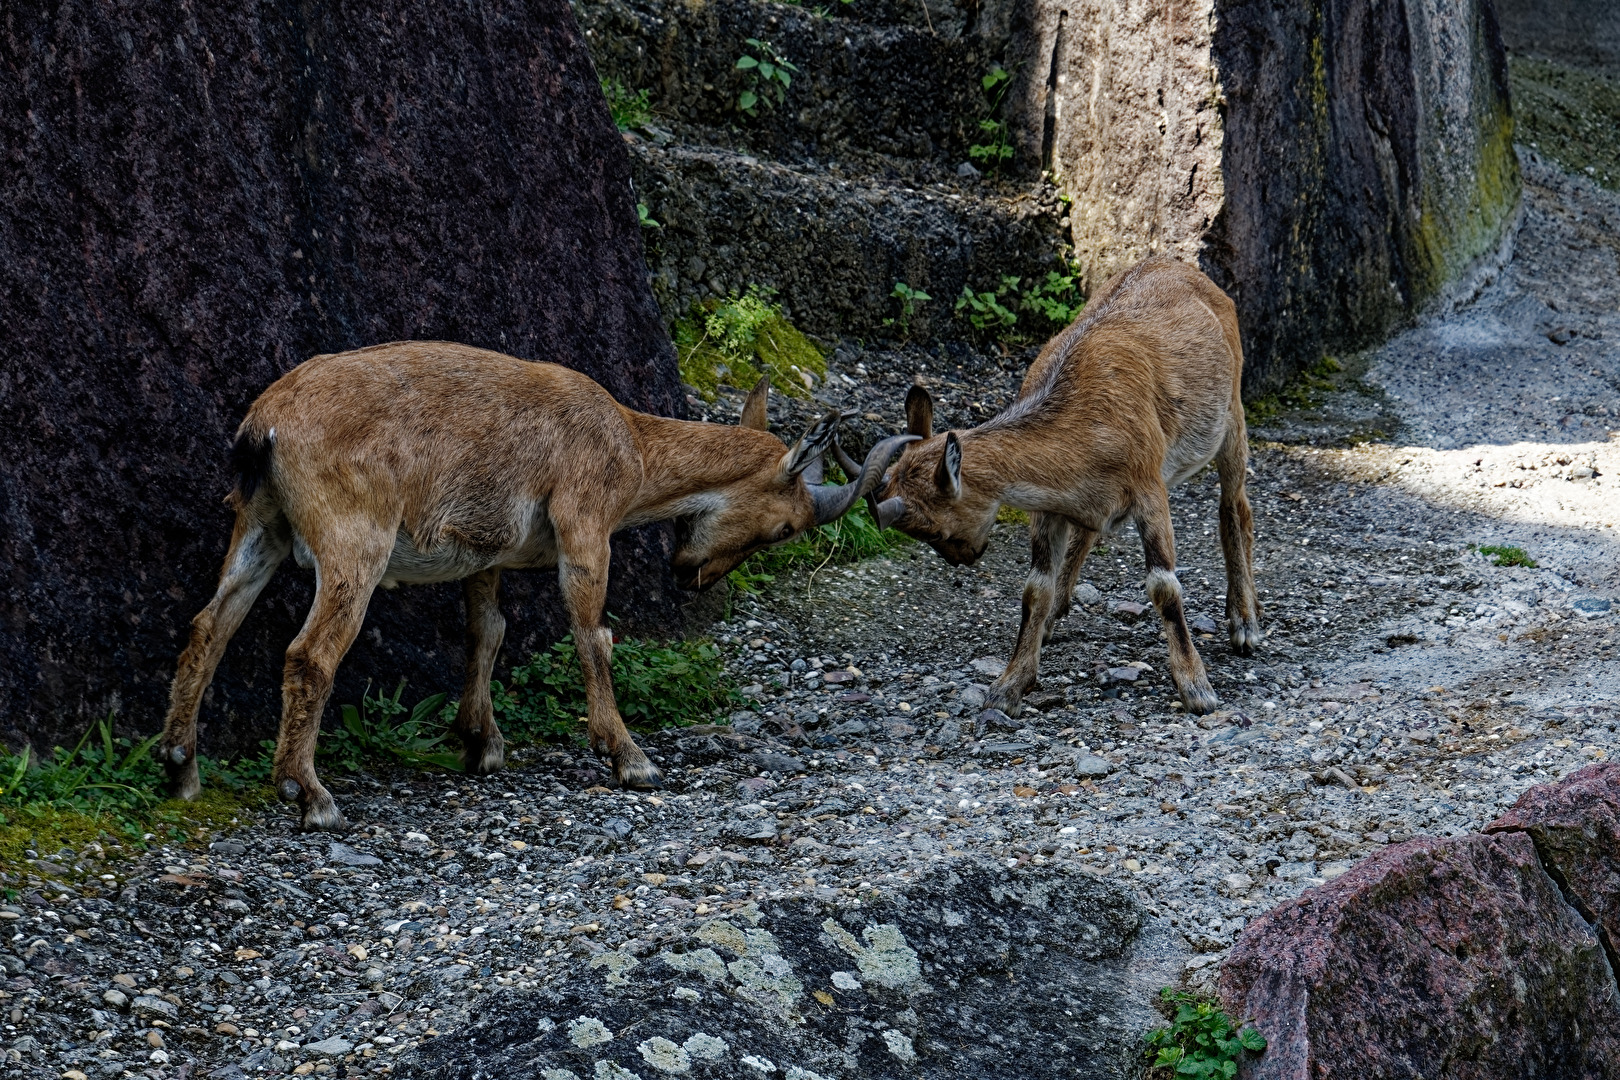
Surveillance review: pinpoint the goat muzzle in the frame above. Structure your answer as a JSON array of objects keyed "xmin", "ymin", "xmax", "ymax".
[{"xmin": 810, "ymin": 434, "xmax": 919, "ymax": 524}]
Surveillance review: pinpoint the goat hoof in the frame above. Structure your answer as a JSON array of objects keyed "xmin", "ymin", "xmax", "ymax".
[
  {"xmin": 300, "ymin": 799, "xmax": 349, "ymax": 833},
  {"xmin": 614, "ymin": 755, "xmax": 663, "ymax": 792},
  {"xmin": 1229, "ymin": 617, "xmax": 1264, "ymax": 656},
  {"xmin": 461, "ymin": 734, "xmax": 506, "ymax": 775},
  {"xmin": 1180, "ymin": 682, "xmax": 1221, "ymax": 716},
  {"xmin": 164, "ymin": 754, "xmax": 201, "ymax": 802}
]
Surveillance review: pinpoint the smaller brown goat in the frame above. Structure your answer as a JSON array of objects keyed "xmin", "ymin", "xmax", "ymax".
[
  {"xmin": 160, "ymin": 342, "xmax": 912, "ymax": 830},
  {"xmin": 852, "ymin": 256, "xmax": 1260, "ymax": 717}
]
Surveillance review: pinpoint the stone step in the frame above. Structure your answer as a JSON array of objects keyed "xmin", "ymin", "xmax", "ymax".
[
  {"xmin": 628, "ymin": 136, "xmax": 1068, "ymax": 340},
  {"xmin": 581, "ymin": 0, "xmax": 1004, "ymax": 167}
]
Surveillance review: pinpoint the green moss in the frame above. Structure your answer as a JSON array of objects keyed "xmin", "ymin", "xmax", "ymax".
[
  {"xmin": 675, "ymin": 287, "xmax": 826, "ymax": 402},
  {"xmin": 1245, "ymin": 355, "xmax": 1343, "ymax": 426}
]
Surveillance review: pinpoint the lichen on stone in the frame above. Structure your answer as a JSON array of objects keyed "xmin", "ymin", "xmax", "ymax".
[
  {"xmin": 658, "ymin": 947, "xmax": 729, "ymax": 982},
  {"xmin": 637, "ymin": 1036, "xmax": 691, "ymax": 1074},
  {"xmin": 882, "ymin": 1029, "xmax": 917, "ymax": 1063},
  {"xmin": 568, "ymin": 1016, "xmax": 615, "ymax": 1049},
  {"xmin": 821, "ymin": 919, "xmax": 922, "ymax": 990},
  {"xmin": 682, "ymin": 1032, "xmax": 729, "ymax": 1061},
  {"xmin": 594, "ymin": 1062, "xmax": 643, "ymax": 1080},
  {"xmin": 589, "ymin": 949, "xmax": 641, "ymax": 986}
]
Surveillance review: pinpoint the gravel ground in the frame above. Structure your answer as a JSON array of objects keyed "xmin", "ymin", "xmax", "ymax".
[{"xmin": 5, "ymin": 154, "xmax": 1618, "ymax": 1079}]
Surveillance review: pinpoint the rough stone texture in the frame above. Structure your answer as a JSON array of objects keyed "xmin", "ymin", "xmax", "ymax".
[
  {"xmin": 407, "ymin": 858, "xmax": 1153, "ymax": 1080},
  {"xmin": 0, "ymin": 0, "xmax": 682, "ymax": 754},
  {"xmin": 1496, "ymin": 0, "xmax": 1620, "ymax": 71},
  {"xmin": 578, "ymin": 0, "xmax": 991, "ymax": 165},
  {"xmin": 1488, "ymin": 763, "xmax": 1620, "ymax": 962},
  {"xmin": 630, "ymin": 141, "xmax": 1067, "ymax": 340},
  {"xmin": 1219, "ymin": 831, "xmax": 1620, "ymax": 1080},
  {"xmin": 1005, "ymin": 0, "xmax": 1521, "ymax": 391}
]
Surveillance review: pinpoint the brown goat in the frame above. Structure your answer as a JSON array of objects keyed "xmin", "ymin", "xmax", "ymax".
[
  {"xmin": 853, "ymin": 257, "xmax": 1260, "ymax": 717},
  {"xmin": 159, "ymin": 342, "xmax": 911, "ymax": 830}
]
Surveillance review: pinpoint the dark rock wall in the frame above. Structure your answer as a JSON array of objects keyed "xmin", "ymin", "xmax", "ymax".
[
  {"xmin": 0, "ymin": 1, "xmax": 683, "ymax": 755},
  {"xmin": 1006, "ymin": 0, "xmax": 1520, "ymax": 392},
  {"xmin": 1495, "ymin": 0, "xmax": 1620, "ymax": 71}
]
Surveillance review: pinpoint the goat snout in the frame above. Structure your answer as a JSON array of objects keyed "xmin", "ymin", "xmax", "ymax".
[{"xmin": 933, "ymin": 538, "xmax": 986, "ymax": 566}]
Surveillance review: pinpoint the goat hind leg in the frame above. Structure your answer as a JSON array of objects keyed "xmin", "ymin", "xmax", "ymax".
[
  {"xmin": 161, "ymin": 513, "xmax": 288, "ymax": 799},
  {"xmin": 1136, "ymin": 490, "xmax": 1219, "ymax": 715},
  {"xmin": 272, "ymin": 540, "xmax": 388, "ymax": 831},
  {"xmin": 1215, "ymin": 426, "xmax": 1263, "ymax": 654},
  {"xmin": 985, "ymin": 513, "xmax": 1071, "ymax": 717},
  {"xmin": 556, "ymin": 532, "xmax": 661, "ymax": 791},
  {"xmin": 454, "ymin": 568, "xmax": 507, "ymax": 775}
]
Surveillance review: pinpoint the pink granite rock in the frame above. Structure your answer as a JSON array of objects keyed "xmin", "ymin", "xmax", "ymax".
[
  {"xmin": 1219, "ymin": 831, "xmax": 1620, "ymax": 1079},
  {"xmin": 1487, "ymin": 762, "xmax": 1620, "ymax": 952}
]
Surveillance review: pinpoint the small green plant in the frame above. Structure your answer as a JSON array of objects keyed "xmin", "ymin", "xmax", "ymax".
[
  {"xmin": 1475, "ymin": 544, "xmax": 1537, "ymax": 568},
  {"xmin": 886, "ymin": 281, "xmax": 932, "ymax": 338},
  {"xmin": 637, "ymin": 202, "xmax": 662, "ymax": 229},
  {"xmin": 736, "ymin": 38, "xmax": 798, "ymax": 116},
  {"xmin": 1022, "ymin": 267, "xmax": 1084, "ymax": 325},
  {"xmin": 674, "ymin": 285, "xmax": 827, "ymax": 401},
  {"xmin": 601, "ymin": 77, "xmax": 655, "ymax": 131},
  {"xmin": 320, "ymin": 682, "xmax": 461, "ymax": 773},
  {"xmin": 956, "ymin": 275, "xmax": 1021, "ymax": 335},
  {"xmin": 1143, "ymin": 990, "xmax": 1266, "ymax": 1079},
  {"xmin": 494, "ymin": 636, "xmax": 739, "ymax": 740},
  {"xmin": 970, "ymin": 66, "xmax": 1014, "ymax": 170}
]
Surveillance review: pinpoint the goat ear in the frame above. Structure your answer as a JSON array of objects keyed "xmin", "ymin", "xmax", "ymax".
[
  {"xmin": 905, "ymin": 384, "xmax": 934, "ymax": 439},
  {"xmin": 935, "ymin": 431, "xmax": 962, "ymax": 499},
  {"xmin": 779, "ymin": 409, "xmax": 840, "ymax": 481},
  {"xmin": 740, "ymin": 376, "xmax": 770, "ymax": 431}
]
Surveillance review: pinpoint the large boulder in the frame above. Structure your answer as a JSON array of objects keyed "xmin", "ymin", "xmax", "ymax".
[
  {"xmin": 0, "ymin": 1, "xmax": 682, "ymax": 754},
  {"xmin": 406, "ymin": 858, "xmax": 1157, "ymax": 1079},
  {"xmin": 1004, "ymin": 0, "xmax": 1521, "ymax": 391},
  {"xmin": 1487, "ymin": 763, "xmax": 1620, "ymax": 960},
  {"xmin": 1219, "ymin": 831, "xmax": 1620, "ymax": 1079}
]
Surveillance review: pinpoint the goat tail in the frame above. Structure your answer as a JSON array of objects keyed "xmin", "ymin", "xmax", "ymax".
[{"xmin": 228, "ymin": 423, "xmax": 277, "ymax": 507}]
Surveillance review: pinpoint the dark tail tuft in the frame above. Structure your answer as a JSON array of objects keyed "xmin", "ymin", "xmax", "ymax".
[{"xmin": 230, "ymin": 427, "xmax": 275, "ymax": 503}]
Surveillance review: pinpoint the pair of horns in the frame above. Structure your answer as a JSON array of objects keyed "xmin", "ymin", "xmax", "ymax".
[
  {"xmin": 740, "ymin": 377, "xmax": 917, "ymax": 526},
  {"xmin": 832, "ymin": 384, "xmax": 954, "ymax": 530}
]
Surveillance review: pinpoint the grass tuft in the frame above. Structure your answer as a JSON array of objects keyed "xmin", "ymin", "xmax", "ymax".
[
  {"xmin": 1474, "ymin": 543, "xmax": 1537, "ymax": 568},
  {"xmin": 728, "ymin": 488, "xmax": 910, "ymax": 595}
]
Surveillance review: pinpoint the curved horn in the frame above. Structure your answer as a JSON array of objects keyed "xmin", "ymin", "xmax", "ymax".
[
  {"xmin": 873, "ymin": 496, "xmax": 906, "ymax": 531},
  {"xmin": 810, "ymin": 433, "xmax": 919, "ymax": 524}
]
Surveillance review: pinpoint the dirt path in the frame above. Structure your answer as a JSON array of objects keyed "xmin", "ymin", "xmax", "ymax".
[{"xmin": 6, "ymin": 157, "xmax": 1617, "ymax": 1080}]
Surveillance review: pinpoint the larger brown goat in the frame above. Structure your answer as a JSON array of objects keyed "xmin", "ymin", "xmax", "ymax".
[
  {"xmin": 160, "ymin": 342, "xmax": 912, "ymax": 830},
  {"xmin": 855, "ymin": 257, "xmax": 1260, "ymax": 717}
]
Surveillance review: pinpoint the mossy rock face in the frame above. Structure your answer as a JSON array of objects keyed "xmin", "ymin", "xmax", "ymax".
[{"xmin": 676, "ymin": 299, "xmax": 827, "ymax": 402}]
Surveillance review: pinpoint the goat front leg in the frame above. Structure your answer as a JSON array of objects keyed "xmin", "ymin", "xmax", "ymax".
[
  {"xmin": 1215, "ymin": 424, "xmax": 1263, "ymax": 654},
  {"xmin": 1044, "ymin": 521, "xmax": 1098, "ymax": 643},
  {"xmin": 556, "ymin": 530, "xmax": 662, "ymax": 791},
  {"xmin": 984, "ymin": 511, "xmax": 1071, "ymax": 719},
  {"xmin": 272, "ymin": 532, "xmax": 390, "ymax": 831},
  {"xmin": 454, "ymin": 568, "xmax": 507, "ymax": 775},
  {"xmin": 1135, "ymin": 487, "xmax": 1219, "ymax": 715},
  {"xmin": 161, "ymin": 512, "xmax": 289, "ymax": 800}
]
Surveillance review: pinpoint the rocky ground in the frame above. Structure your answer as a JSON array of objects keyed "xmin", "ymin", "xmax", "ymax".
[{"xmin": 5, "ymin": 154, "xmax": 1618, "ymax": 1079}]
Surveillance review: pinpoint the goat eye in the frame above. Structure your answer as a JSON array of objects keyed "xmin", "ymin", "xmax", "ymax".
[{"xmin": 776, "ymin": 523, "xmax": 795, "ymax": 541}]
